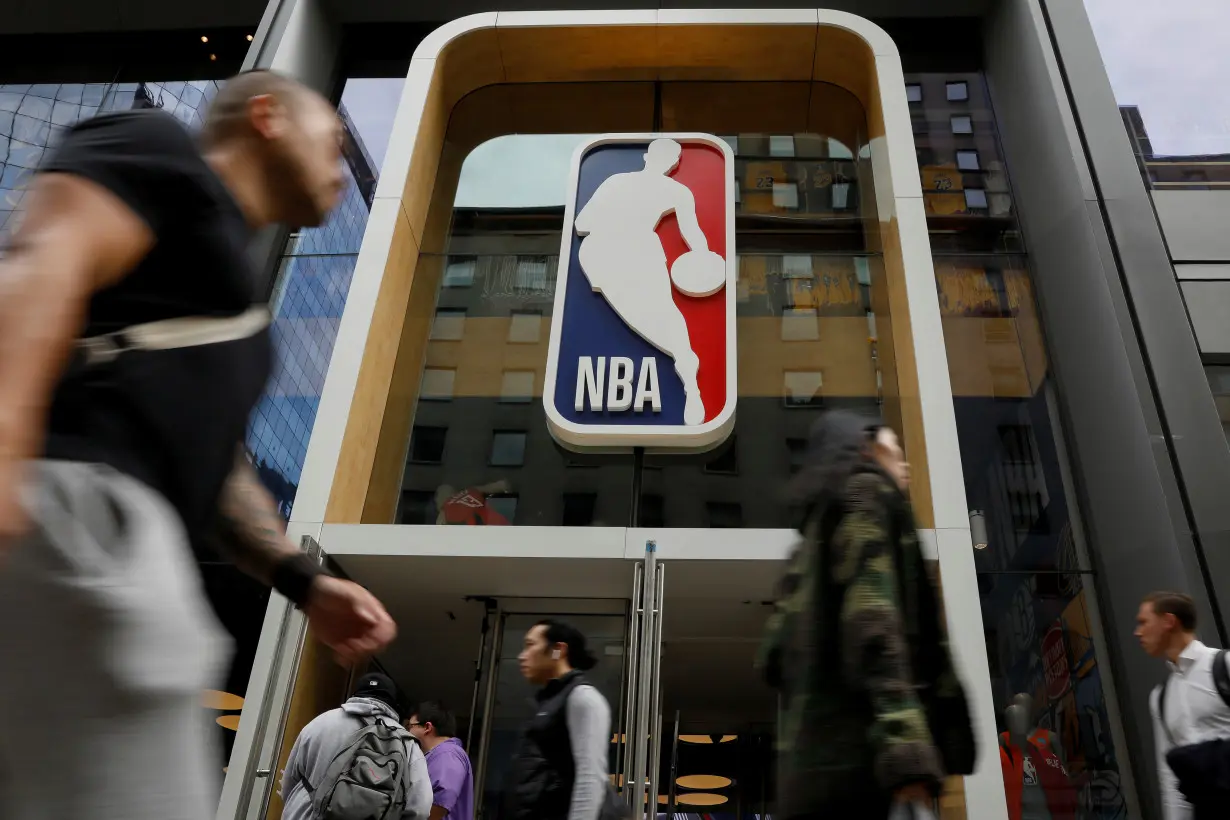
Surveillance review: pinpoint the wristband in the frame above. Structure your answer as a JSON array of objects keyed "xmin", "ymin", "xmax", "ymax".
[{"xmin": 272, "ymin": 552, "xmax": 323, "ymax": 608}]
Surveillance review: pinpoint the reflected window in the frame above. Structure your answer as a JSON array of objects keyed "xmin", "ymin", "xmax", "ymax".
[
  {"xmin": 946, "ymin": 81, "xmax": 969, "ymax": 102},
  {"xmin": 787, "ymin": 438, "xmax": 808, "ymax": 474},
  {"xmin": 965, "ymin": 188, "xmax": 989, "ymax": 210},
  {"xmin": 400, "ymin": 490, "xmax": 436, "ymax": 525},
  {"xmin": 906, "ymin": 84, "xmax": 923, "ymax": 104},
  {"xmin": 770, "ymin": 135, "xmax": 796, "ymax": 157},
  {"xmin": 707, "ymin": 503, "xmax": 744, "ymax": 529},
  {"xmin": 640, "ymin": 494, "xmax": 666, "ymax": 527},
  {"xmin": 508, "ymin": 311, "xmax": 542, "ymax": 344},
  {"xmin": 784, "ymin": 371, "xmax": 825, "ymax": 408},
  {"xmin": 500, "ymin": 371, "xmax": 536, "ymax": 404},
  {"xmin": 957, "ymin": 150, "xmax": 981, "ymax": 171},
  {"xmin": 487, "ymin": 494, "xmax": 518, "ymax": 524},
  {"xmin": 444, "ymin": 257, "xmax": 476, "ymax": 288},
  {"xmin": 781, "ymin": 307, "xmax": 820, "ymax": 341},
  {"xmin": 705, "ymin": 440, "xmax": 739, "ymax": 476},
  {"xmin": 420, "ymin": 368, "xmax": 456, "ymax": 401},
  {"xmin": 515, "ymin": 256, "xmax": 551, "ymax": 292},
  {"xmin": 410, "ymin": 426, "xmax": 447, "ymax": 464},
  {"xmin": 782, "ymin": 255, "xmax": 813, "ymax": 280},
  {"xmin": 431, "ymin": 309, "xmax": 466, "ymax": 341},
  {"xmin": 490, "ymin": 431, "xmax": 527, "ymax": 467},
  {"xmin": 562, "ymin": 493, "xmax": 598, "ymax": 526},
  {"xmin": 951, "ymin": 115, "xmax": 974, "ymax": 135},
  {"xmin": 772, "ymin": 182, "xmax": 800, "ymax": 210}
]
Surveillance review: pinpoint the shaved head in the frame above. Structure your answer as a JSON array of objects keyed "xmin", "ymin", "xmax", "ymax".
[
  {"xmin": 200, "ymin": 70, "xmax": 316, "ymax": 149},
  {"xmin": 200, "ymin": 70, "xmax": 345, "ymax": 227}
]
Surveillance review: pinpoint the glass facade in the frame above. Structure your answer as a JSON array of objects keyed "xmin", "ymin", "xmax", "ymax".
[
  {"xmin": 0, "ymin": 76, "xmax": 400, "ymax": 519},
  {"xmin": 0, "ymin": 81, "xmax": 223, "ymax": 242},
  {"xmin": 387, "ymin": 73, "xmax": 1130, "ymax": 819},
  {"xmin": 248, "ymin": 78, "xmax": 403, "ymax": 515},
  {"xmin": 398, "ymin": 81, "xmax": 885, "ymax": 531},
  {"xmin": 1084, "ymin": 0, "xmax": 1230, "ymax": 190},
  {"xmin": 912, "ymin": 72, "xmax": 1128, "ymax": 818}
]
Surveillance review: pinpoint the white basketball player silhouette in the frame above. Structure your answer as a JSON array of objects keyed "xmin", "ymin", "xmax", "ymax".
[{"xmin": 574, "ymin": 138, "xmax": 723, "ymax": 426}]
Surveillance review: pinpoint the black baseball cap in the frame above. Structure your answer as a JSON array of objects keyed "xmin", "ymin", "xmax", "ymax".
[{"xmin": 353, "ymin": 672, "xmax": 400, "ymax": 713}]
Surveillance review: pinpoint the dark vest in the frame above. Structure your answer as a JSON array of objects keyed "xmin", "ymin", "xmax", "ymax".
[{"xmin": 501, "ymin": 671, "xmax": 588, "ymax": 820}]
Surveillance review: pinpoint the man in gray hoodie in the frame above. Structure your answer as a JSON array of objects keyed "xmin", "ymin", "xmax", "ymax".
[{"xmin": 279, "ymin": 673, "xmax": 432, "ymax": 820}]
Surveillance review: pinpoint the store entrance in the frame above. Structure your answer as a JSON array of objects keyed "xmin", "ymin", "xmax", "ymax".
[{"xmin": 220, "ymin": 544, "xmax": 783, "ymax": 820}]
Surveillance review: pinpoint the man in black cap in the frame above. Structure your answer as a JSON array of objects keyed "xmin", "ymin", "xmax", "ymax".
[{"xmin": 279, "ymin": 671, "xmax": 432, "ymax": 820}]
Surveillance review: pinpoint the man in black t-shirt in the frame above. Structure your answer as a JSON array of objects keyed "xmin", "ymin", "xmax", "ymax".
[{"xmin": 0, "ymin": 71, "xmax": 397, "ymax": 820}]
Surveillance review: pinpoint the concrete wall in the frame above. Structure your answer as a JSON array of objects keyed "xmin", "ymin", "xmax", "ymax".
[{"xmin": 1155, "ymin": 191, "xmax": 1230, "ymax": 262}]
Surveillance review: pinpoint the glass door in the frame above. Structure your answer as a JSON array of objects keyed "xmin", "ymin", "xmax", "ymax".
[
  {"xmin": 635, "ymin": 550, "xmax": 781, "ymax": 819},
  {"xmin": 472, "ymin": 599, "xmax": 635, "ymax": 820}
]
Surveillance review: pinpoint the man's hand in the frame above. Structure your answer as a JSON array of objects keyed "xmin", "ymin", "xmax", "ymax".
[{"xmin": 304, "ymin": 575, "xmax": 397, "ymax": 663}]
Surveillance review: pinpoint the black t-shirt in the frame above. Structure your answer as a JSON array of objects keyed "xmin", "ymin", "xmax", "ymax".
[{"xmin": 41, "ymin": 110, "xmax": 273, "ymax": 547}]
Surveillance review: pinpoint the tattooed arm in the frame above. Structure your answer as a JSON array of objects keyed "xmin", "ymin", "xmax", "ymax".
[
  {"xmin": 212, "ymin": 449, "xmax": 301, "ymax": 585},
  {"xmin": 213, "ymin": 449, "xmax": 398, "ymax": 662}
]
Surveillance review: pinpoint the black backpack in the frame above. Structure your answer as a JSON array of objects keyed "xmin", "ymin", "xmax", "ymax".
[{"xmin": 308, "ymin": 715, "xmax": 414, "ymax": 820}]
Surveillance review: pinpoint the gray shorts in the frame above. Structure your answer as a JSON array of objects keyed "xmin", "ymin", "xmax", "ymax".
[{"xmin": 0, "ymin": 461, "xmax": 232, "ymax": 820}]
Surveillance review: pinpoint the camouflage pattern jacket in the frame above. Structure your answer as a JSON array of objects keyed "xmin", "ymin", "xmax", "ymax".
[{"xmin": 758, "ymin": 465, "xmax": 971, "ymax": 816}]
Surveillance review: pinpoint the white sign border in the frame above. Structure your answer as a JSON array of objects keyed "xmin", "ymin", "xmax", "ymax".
[{"xmin": 543, "ymin": 132, "xmax": 738, "ymax": 453}]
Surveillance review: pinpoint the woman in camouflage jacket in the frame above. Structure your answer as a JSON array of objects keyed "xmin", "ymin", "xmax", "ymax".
[{"xmin": 759, "ymin": 411, "xmax": 975, "ymax": 819}]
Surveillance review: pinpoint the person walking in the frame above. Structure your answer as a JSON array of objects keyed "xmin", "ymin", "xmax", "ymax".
[
  {"xmin": 406, "ymin": 701, "xmax": 474, "ymax": 820},
  {"xmin": 501, "ymin": 618, "xmax": 621, "ymax": 820},
  {"xmin": 280, "ymin": 672, "xmax": 431, "ymax": 820},
  {"xmin": 758, "ymin": 411, "xmax": 975, "ymax": 820},
  {"xmin": 0, "ymin": 70, "xmax": 397, "ymax": 820},
  {"xmin": 1135, "ymin": 591, "xmax": 1230, "ymax": 820}
]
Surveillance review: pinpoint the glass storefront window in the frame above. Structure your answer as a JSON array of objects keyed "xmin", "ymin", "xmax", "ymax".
[
  {"xmin": 0, "ymin": 80, "xmax": 223, "ymax": 243},
  {"xmin": 913, "ymin": 69, "xmax": 1128, "ymax": 816},
  {"xmin": 396, "ymin": 81, "xmax": 889, "ymax": 529},
  {"xmin": 1084, "ymin": 0, "xmax": 1230, "ymax": 189},
  {"xmin": 979, "ymin": 572, "xmax": 1128, "ymax": 819},
  {"xmin": 252, "ymin": 76, "xmax": 405, "ymax": 515}
]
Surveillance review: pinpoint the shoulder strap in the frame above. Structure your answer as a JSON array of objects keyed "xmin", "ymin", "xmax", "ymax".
[
  {"xmin": 1158, "ymin": 676, "xmax": 1177, "ymax": 746},
  {"xmin": 1214, "ymin": 649, "xmax": 1230, "ymax": 709},
  {"xmin": 77, "ymin": 305, "xmax": 271, "ymax": 366}
]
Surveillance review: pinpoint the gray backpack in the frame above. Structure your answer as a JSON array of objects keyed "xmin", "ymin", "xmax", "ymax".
[{"xmin": 308, "ymin": 715, "xmax": 413, "ymax": 820}]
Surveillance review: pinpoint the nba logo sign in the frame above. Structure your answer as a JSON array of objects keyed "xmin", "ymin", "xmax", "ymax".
[{"xmin": 544, "ymin": 134, "xmax": 737, "ymax": 451}]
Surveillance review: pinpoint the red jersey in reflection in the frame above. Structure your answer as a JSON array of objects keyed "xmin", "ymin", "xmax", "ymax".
[{"xmin": 440, "ymin": 488, "xmax": 510, "ymax": 526}]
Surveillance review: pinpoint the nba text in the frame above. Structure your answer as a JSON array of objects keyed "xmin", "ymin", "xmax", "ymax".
[{"xmin": 574, "ymin": 356, "xmax": 662, "ymax": 414}]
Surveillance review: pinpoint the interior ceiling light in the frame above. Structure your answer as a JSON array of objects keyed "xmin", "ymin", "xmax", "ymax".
[
  {"xmin": 246, "ymin": 34, "xmax": 254, "ymax": 41},
  {"xmin": 677, "ymin": 775, "xmax": 732, "ymax": 790},
  {"xmin": 679, "ymin": 734, "xmax": 738, "ymax": 744},
  {"xmin": 202, "ymin": 690, "xmax": 245, "ymax": 710},
  {"xmin": 216, "ymin": 715, "xmax": 241, "ymax": 731},
  {"xmin": 209, "ymin": 54, "xmax": 217, "ymax": 61},
  {"xmin": 677, "ymin": 793, "xmax": 728, "ymax": 806},
  {"xmin": 201, "ymin": 35, "xmax": 209, "ymax": 43}
]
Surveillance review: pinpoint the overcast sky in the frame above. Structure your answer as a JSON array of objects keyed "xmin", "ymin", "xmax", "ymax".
[
  {"xmin": 1083, "ymin": 0, "xmax": 1230, "ymax": 157},
  {"xmin": 337, "ymin": 0, "xmax": 1229, "ymax": 205}
]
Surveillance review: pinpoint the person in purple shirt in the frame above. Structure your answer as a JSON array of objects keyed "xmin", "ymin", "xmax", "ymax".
[{"xmin": 407, "ymin": 702, "xmax": 475, "ymax": 820}]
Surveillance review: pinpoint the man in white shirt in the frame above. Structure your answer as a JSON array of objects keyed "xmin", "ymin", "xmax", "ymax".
[{"xmin": 1136, "ymin": 591, "xmax": 1230, "ymax": 820}]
